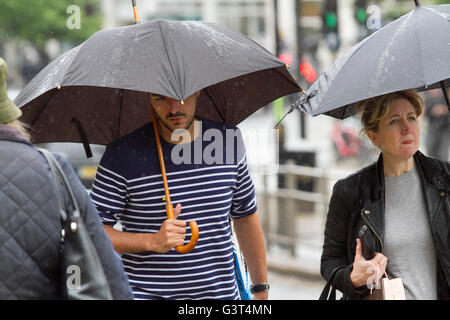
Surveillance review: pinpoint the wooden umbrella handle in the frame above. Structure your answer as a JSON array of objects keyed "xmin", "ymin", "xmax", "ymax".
[
  {"xmin": 167, "ymin": 204, "xmax": 199, "ymax": 254},
  {"xmin": 148, "ymin": 94, "xmax": 199, "ymax": 253},
  {"xmin": 165, "ymin": 203, "xmax": 199, "ymax": 253}
]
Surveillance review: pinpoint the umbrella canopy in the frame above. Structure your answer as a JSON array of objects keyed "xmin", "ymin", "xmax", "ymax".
[
  {"xmin": 15, "ymin": 19, "xmax": 300, "ymax": 146},
  {"xmin": 295, "ymin": 4, "xmax": 450, "ymax": 119}
]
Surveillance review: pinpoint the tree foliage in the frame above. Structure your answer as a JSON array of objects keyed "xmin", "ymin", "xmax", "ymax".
[
  {"xmin": 0, "ymin": 0, "xmax": 102, "ymax": 51},
  {"xmin": 384, "ymin": 0, "xmax": 449, "ymax": 21}
]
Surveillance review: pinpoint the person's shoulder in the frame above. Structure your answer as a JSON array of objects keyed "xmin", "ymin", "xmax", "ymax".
[
  {"xmin": 51, "ymin": 152, "xmax": 86, "ymax": 192},
  {"xmin": 107, "ymin": 122, "xmax": 153, "ymax": 150},
  {"xmin": 200, "ymin": 118, "xmax": 238, "ymax": 132},
  {"xmin": 416, "ymin": 151, "xmax": 450, "ymax": 186},
  {"xmin": 420, "ymin": 153, "xmax": 450, "ymax": 171},
  {"xmin": 334, "ymin": 161, "xmax": 377, "ymax": 189},
  {"xmin": 52, "ymin": 151, "xmax": 72, "ymax": 169},
  {"xmin": 100, "ymin": 122, "xmax": 154, "ymax": 173}
]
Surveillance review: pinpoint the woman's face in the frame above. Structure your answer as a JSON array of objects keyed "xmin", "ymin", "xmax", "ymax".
[{"xmin": 367, "ymin": 98, "xmax": 420, "ymax": 161}]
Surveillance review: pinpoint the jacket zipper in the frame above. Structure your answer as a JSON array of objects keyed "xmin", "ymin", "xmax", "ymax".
[{"xmin": 360, "ymin": 210, "xmax": 384, "ymax": 253}]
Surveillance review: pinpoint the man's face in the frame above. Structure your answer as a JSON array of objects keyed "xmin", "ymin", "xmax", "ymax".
[{"xmin": 150, "ymin": 91, "xmax": 199, "ymax": 134}]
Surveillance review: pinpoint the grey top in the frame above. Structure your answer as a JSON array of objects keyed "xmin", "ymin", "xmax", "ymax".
[{"xmin": 384, "ymin": 164, "xmax": 437, "ymax": 300}]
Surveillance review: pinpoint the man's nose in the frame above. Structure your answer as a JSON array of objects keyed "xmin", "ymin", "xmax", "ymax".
[{"xmin": 167, "ymin": 98, "xmax": 181, "ymax": 113}]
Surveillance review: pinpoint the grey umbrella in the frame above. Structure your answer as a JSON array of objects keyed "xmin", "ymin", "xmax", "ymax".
[
  {"xmin": 14, "ymin": 19, "xmax": 300, "ymax": 150},
  {"xmin": 293, "ymin": 3, "xmax": 450, "ymax": 119}
]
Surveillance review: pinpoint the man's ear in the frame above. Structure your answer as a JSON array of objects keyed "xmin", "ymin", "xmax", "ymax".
[{"xmin": 367, "ymin": 130, "xmax": 379, "ymax": 147}]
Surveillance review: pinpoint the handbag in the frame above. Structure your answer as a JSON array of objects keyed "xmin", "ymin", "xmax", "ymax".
[
  {"xmin": 319, "ymin": 266, "xmax": 346, "ymax": 300},
  {"xmin": 356, "ymin": 227, "xmax": 406, "ymax": 300},
  {"xmin": 233, "ymin": 245, "xmax": 252, "ymax": 300},
  {"xmin": 229, "ymin": 218, "xmax": 252, "ymax": 300},
  {"xmin": 38, "ymin": 148, "xmax": 113, "ymax": 300},
  {"xmin": 381, "ymin": 277, "xmax": 406, "ymax": 300},
  {"xmin": 363, "ymin": 272, "xmax": 406, "ymax": 300}
]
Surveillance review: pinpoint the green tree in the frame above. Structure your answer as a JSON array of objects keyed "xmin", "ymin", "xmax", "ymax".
[
  {"xmin": 0, "ymin": 0, "xmax": 102, "ymax": 64},
  {"xmin": 384, "ymin": 0, "xmax": 448, "ymax": 22}
]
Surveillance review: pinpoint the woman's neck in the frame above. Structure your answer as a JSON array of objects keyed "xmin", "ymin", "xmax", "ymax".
[{"xmin": 382, "ymin": 154, "xmax": 414, "ymax": 177}]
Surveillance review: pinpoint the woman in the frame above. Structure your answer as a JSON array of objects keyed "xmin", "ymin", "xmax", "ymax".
[
  {"xmin": 321, "ymin": 89, "xmax": 450, "ymax": 300},
  {"xmin": 0, "ymin": 58, "xmax": 133, "ymax": 299}
]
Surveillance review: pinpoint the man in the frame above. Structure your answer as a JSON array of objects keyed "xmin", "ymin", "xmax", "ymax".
[{"xmin": 90, "ymin": 90, "xmax": 268, "ymax": 300}]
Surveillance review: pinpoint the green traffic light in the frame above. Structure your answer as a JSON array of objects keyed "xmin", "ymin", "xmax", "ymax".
[
  {"xmin": 325, "ymin": 12, "xmax": 337, "ymax": 29},
  {"xmin": 356, "ymin": 8, "xmax": 368, "ymax": 24}
]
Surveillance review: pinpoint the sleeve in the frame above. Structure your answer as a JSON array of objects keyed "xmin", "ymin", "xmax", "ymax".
[
  {"xmin": 90, "ymin": 144, "xmax": 128, "ymax": 226},
  {"xmin": 230, "ymin": 128, "xmax": 257, "ymax": 219},
  {"xmin": 54, "ymin": 153, "xmax": 133, "ymax": 300},
  {"xmin": 320, "ymin": 179, "xmax": 368, "ymax": 299}
]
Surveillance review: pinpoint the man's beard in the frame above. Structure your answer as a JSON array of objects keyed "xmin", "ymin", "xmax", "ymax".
[{"xmin": 158, "ymin": 113, "xmax": 196, "ymax": 134}]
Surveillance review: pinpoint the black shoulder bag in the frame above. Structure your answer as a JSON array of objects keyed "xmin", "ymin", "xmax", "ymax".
[
  {"xmin": 319, "ymin": 266, "xmax": 346, "ymax": 300},
  {"xmin": 38, "ymin": 148, "xmax": 113, "ymax": 300}
]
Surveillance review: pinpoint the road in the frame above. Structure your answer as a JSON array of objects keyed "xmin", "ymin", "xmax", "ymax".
[{"xmin": 268, "ymin": 271, "xmax": 325, "ymax": 300}]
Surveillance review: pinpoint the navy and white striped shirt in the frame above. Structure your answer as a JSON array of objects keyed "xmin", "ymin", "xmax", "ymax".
[{"xmin": 90, "ymin": 119, "xmax": 257, "ymax": 299}]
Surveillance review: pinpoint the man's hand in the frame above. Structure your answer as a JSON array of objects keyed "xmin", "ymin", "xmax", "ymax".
[
  {"xmin": 350, "ymin": 238, "xmax": 388, "ymax": 289},
  {"xmin": 150, "ymin": 203, "xmax": 186, "ymax": 253}
]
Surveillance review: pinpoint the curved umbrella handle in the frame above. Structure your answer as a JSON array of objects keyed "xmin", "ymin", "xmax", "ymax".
[
  {"xmin": 148, "ymin": 94, "xmax": 199, "ymax": 254},
  {"xmin": 166, "ymin": 204, "xmax": 199, "ymax": 254}
]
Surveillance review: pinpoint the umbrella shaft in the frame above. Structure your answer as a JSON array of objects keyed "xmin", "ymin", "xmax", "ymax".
[
  {"xmin": 131, "ymin": 0, "xmax": 140, "ymax": 23},
  {"xmin": 148, "ymin": 95, "xmax": 172, "ymax": 209}
]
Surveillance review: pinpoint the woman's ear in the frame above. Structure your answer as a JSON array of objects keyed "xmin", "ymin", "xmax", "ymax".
[{"xmin": 367, "ymin": 130, "xmax": 379, "ymax": 147}]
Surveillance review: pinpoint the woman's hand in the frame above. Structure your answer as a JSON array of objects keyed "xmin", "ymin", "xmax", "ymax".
[{"xmin": 350, "ymin": 238, "xmax": 388, "ymax": 289}]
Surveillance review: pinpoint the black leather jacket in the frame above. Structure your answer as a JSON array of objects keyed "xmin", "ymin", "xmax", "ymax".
[{"xmin": 321, "ymin": 151, "xmax": 450, "ymax": 300}]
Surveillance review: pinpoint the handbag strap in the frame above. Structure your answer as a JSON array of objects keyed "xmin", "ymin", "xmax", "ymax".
[
  {"xmin": 319, "ymin": 265, "xmax": 346, "ymax": 300},
  {"xmin": 37, "ymin": 148, "xmax": 81, "ymax": 221}
]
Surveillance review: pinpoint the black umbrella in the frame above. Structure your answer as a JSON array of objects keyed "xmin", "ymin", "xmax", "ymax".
[
  {"xmin": 15, "ymin": 18, "xmax": 301, "ymax": 254},
  {"xmin": 14, "ymin": 20, "xmax": 300, "ymax": 152},
  {"xmin": 293, "ymin": 2, "xmax": 450, "ymax": 119}
]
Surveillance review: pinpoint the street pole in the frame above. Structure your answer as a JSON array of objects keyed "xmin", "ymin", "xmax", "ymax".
[
  {"xmin": 274, "ymin": 0, "xmax": 280, "ymax": 56},
  {"xmin": 296, "ymin": 0, "xmax": 306, "ymax": 139}
]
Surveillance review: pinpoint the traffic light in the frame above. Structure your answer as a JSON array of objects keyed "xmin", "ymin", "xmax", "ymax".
[
  {"xmin": 354, "ymin": 0, "xmax": 369, "ymax": 40},
  {"xmin": 322, "ymin": 0, "xmax": 340, "ymax": 51},
  {"xmin": 299, "ymin": 58, "xmax": 317, "ymax": 84},
  {"xmin": 278, "ymin": 53, "xmax": 293, "ymax": 67}
]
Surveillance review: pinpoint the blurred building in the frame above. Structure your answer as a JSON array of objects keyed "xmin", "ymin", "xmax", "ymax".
[
  {"xmin": 101, "ymin": 0, "xmax": 275, "ymax": 52},
  {"xmin": 99, "ymin": 0, "xmax": 327, "ymax": 141}
]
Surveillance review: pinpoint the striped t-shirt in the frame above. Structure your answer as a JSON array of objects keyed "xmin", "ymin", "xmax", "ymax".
[{"xmin": 90, "ymin": 119, "xmax": 257, "ymax": 299}]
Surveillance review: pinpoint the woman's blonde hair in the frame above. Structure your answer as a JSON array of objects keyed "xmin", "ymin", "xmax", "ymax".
[
  {"xmin": 356, "ymin": 89, "xmax": 424, "ymax": 134},
  {"xmin": 7, "ymin": 120, "xmax": 31, "ymax": 141}
]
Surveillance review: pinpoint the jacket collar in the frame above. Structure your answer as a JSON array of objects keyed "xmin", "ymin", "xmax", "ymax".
[
  {"xmin": 414, "ymin": 150, "xmax": 447, "ymax": 191},
  {"xmin": 0, "ymin": 123, "xmax": 32, "ymax": 146},
  {"xmin": 371, "ymin": 153, "xmax": 385, "ymax": 201},
  {"xmin": 0, "ymin": 123, "xmax": 28, "ymax": 139},
  {"xmin": 373, "ymin": 150, "xmax": 442, "ymax": 191}
]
